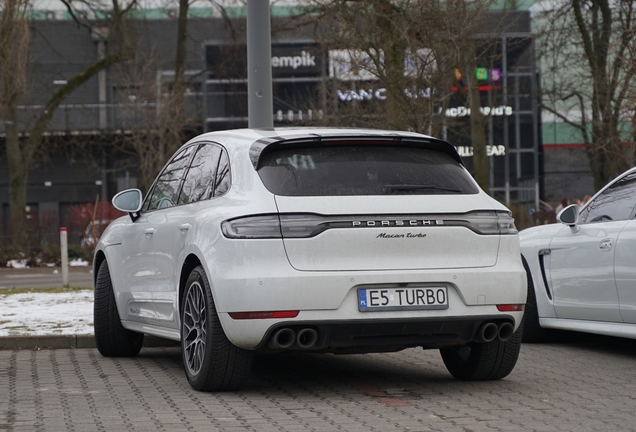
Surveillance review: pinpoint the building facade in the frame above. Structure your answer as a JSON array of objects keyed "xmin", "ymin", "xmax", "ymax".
[{"xmin": 0, "ymin": 6, "xmax": 558, "ymax": 242}]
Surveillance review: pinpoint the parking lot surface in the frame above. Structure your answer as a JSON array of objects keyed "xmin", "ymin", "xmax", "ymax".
[{"xmin": 2, "ymin": 332, "xmax": 636, "ymax": 431}]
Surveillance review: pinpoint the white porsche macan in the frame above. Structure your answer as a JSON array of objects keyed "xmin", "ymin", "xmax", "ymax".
[{"xmin": 93, "ymin": 127, "xmax": 527, "ymax": 391}]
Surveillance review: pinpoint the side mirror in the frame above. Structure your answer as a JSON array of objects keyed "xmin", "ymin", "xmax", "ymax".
[
  {"xmin": 558, "ymin": 204, "xmax": 579, "ymax": 232},
  {"xmin": 112, "ymin": 189, "xmax": 143, "ymax": 221}
]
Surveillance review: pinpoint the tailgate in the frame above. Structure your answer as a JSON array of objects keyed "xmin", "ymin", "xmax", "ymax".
[{"xmin": 275, "ymin": 195, "xmax": 501, "ymax": 271}]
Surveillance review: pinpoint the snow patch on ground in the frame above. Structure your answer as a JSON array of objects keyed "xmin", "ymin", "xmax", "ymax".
[
  {"xmin": 69, "ymin": 258, "xmax": 90, "ymax": 267},
  {"xmin": 6, "ymin": 259, "xmax": 29, "ymax": 269},
  {"xmin": 0, "ymin": 290, "xmax": 94, "ymax": 336}
]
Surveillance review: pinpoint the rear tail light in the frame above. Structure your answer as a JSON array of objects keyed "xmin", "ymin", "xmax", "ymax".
[
  {"xmin": 221, "ymin": 214, "xmax": 339, "ymax": 239},
  {"xmin": 221, "ymin": 210, "xmax": 518, "ymax": 239},
  {"xmin": 221, "ymin": 214, "xmax": 282, "ymax": 239},
  {"xmin": 450, "ymin": 210, "xmax": 518, "ymax": 235}
]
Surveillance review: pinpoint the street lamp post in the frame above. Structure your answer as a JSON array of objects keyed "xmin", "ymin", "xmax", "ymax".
[{"xmin": 247, "ymin": 0, "xmax": 273, "ymax": 128}]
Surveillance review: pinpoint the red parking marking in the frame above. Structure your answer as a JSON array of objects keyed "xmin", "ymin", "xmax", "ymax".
[{"xmin": 349, "ymin": 380, "xmax": 411, "ymax": 407}]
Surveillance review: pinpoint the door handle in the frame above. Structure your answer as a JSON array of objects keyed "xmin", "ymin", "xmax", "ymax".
[
  {"xmin": 599, "ymin": 238, "xmax": 613, "ymax": 251},
  {"xmin": 178, "ymin": 223, "xmax": 192, "ymax": 233},
  {"xmin": 144, "ymin": 228, "xmax": 156, "ymax": 237}
]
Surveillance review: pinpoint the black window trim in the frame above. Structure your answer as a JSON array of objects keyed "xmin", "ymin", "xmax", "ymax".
[
  {"xmin": 579, "ymin": 168, "xmax": 636, "ymax": 224},
  {"xmin": 255, "ymin": 140, "xmax": 477, "ymax": 197},
  {"xmin": 142, "ymin": 140, "xmax": 232, "ymax": 214},
  {"xmin": 210, "ymin": 144, "xmax": 232, "ymax": 199}
]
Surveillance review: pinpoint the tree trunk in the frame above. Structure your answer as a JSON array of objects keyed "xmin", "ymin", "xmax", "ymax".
[
  {"xmin": 375, "ymin": 0, "xmax": 409, "ymax": 130},
  {"xmin": 587, "ymin": 122, "xmax": 628, "ymax": 190},
  {"xmin": 173, "ymin": 0, "xmax": 188, "ymax": 121},
  {"xmin": 161, "ymin": 0, "xmax": 190, "ymax": 158},
  {"xmin": 1, "ymin": 0, "xmax": 30, "ymax": 247},
  {"xmin": 464, "ymin": 53, "xmax": 489, "ymax": 192},
  {"xmin": 6, "ymin": 119, "xmax": 29, "ymax": 248},
  {"xmin": 2, "ymin": 1, "xmax": 133, "ymax": 247},
  {"xmin": 571, "ymin": 0, "xmax": 633, "ymax": 191}
]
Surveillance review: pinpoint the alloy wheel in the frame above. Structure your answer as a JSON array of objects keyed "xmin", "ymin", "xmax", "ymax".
[{"xmin": 183, "ymin": 281, "xmax": 207, "ymax": 376}]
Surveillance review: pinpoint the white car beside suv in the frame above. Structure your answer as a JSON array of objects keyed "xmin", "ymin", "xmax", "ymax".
[
  {"xmin": 521, "ymin": 166, "xmax": 636, "ymax": 343},
  {"xmin": 93, "ymin": 127, "xmax": 527, "ymax": 391}
]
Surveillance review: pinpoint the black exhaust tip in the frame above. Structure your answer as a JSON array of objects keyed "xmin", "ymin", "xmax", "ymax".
[
  {"xmin": 269, "ymin": 328, "xmax": 296, "ymax": 349},
  {"xmin": 498, "ymin": 322, "xmax": 514, "ymax": 341},
  {"xmin": 296, "ymin": 328, "xmax": 318, "ymax": 349},
  {"xmin": 476, "ymin": 322, "xmax": 499, "ymax": 343}
]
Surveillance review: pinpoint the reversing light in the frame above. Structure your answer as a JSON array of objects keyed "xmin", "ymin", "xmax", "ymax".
[
  {"xmin": 496, "ymin": 304, "xmax": 525, "ymax": 312},
  {"xmin": 228, "ymin": 311, "xmax": 300, "ymax": 320}
]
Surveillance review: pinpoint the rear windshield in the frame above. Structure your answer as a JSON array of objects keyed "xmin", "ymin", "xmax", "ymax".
[{"xmin": 257, "ymin": 144, "xmax": 479, "ymax": 196}]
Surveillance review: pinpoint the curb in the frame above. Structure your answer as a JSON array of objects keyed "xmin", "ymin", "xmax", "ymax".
[{"xmin": 0, "ymin": 335, "xmax": 180, "ymax": 350}]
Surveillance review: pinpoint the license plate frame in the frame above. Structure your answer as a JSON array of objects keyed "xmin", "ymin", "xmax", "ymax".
[{"xmin": 357, "ymin": 286, "xmax": 449, "ymax": 312}]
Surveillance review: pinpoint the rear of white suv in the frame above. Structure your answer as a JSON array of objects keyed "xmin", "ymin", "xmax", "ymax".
[{"xmin": 94, "ymin": 128, "xmax": 526, "ymax": 392}]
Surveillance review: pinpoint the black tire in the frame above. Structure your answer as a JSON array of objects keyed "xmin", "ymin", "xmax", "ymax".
[
  {"xmin": 181, "ymin": 266, "xmax": 253, "ymax": 392},
  {"xmin": 94, "ymin": 259, "xmax": 144, "ymax": 357},
  {"xmin": 521, "ymin": 258, "xmax": 552, "ymax": 343},
  {"xmin": 440, "ymin": 325, "xmax": 522, "ymax": 381}
]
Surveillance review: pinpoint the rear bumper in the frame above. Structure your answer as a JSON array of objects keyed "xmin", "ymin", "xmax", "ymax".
[
  {"xmin": 218, "ymin": 298, "xmax": 525, "ymax": 350},
  {"xmin": 208, "ymin": 243, "xmax": 526, "ymax": 350},
  {"xmin": 256, "ymin": 315, "xmax": 517, "ymax": 353}
]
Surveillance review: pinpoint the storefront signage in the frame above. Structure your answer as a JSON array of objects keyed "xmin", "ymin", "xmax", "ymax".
[
  {"xmin": 337, "ymin": 88, "xmax": 432, "ymax": 101},
  {"xmin": 270, "ymin": 43, "xmax": 323, "ymax": 77},
  {"xmin": 330, "ymin": 50, "xmax": 378, "ymax": 81},
  {"xmin": 456, "ymin": 67, "xmax": 501, "ymax": 82},
  {"xmin": 271, "ymin": 50, "xmax": 316, "ymax": 70},
  {"xmin": 205, "ymin": 42, "xmax": 323, "ymax": 79},
  {"xmin": 275, "ymin": 109, "xmax": 324, "ymax": 122},
  {"xmin": 336, "ymin": 88, "xmax": 513, "ymax": 118},
  {"xmin": 329, "ymin": 49, "xmax": 434, "ymax": 81},
  {"xmin": 455, "ymin": 145, "xmax": 506, "ymax": 157},
  {"xmin": 445, "ymin": 105, "xmax": 513, "ymax": 117}
]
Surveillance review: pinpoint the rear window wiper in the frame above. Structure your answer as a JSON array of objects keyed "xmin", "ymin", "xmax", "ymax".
[{"xmin": 382, "ymin": 184, "xmax": 463, "ymax": 194}]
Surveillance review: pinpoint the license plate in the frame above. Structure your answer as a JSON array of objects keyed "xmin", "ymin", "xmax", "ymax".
[{"xmin": 358, "ymin": 287, "xmax": 449, "ymax": 312}]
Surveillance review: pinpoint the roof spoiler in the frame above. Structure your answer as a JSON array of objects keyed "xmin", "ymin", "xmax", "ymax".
[{"xmin": 249, "ymin": 134, "xmax": 464, "ymax": 170}]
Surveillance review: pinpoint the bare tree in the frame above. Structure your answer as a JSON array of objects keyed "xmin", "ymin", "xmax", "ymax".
[
  {"xmin": 1, "ymin": 0, "xmax": 137, "ymax": 247},
  {"xmin": 299, "ymin": 0, "xmax": 510, "ymax": 193},
  {"xmin": 159, "ymin": 0, "xmax": 191, "ymax": 160},
  {"xmin": 108, "ymin": 0, "xmax": 224, "ymax": 192},
  {"xmin": 110, "ymin": 49, "xmax": 202, "ymax": 191},
  {"xmin": 537, "ymin": 0, "xmax": 636, "ymax": 190},
  {"xmin": 1, "ymin": 0, "xmax": 31, "ymax": 246},
  {"xmin": 422, "ymin": 0, "xmax": 499, "ymax": 192},
  {"xmin": 111, "ymin": 0, "xmax": 238, "ymax": 191}
]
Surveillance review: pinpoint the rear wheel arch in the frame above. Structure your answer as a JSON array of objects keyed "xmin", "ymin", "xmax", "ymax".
[
  {"xmin": 521, "ymin": 253, "xmax": 552, "ymax": 343},
  {"xmin": 94, "ymin": 258, "xmax": 144, "ymax": 356},
  {"xmin": 181, "ymin": 264, "xmax": 253, "ymax": 391},
  {"xmin": 93, "ymin": 250, "xmax": 106, "ymax": 287},
  {"xmin": 179, "ymin": 254, "xmax": 203, "ymax": 315},
  {"xmin": 520, "ymin": 254, "xmax": 533, "ymax": 285}
]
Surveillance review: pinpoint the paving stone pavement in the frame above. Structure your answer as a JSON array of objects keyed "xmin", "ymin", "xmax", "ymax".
[{"xmin": 2, "ymin": 334, "xmax": 636, "ymax": 431}]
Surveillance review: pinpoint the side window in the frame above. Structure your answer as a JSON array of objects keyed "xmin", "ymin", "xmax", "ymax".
[
  {"xmin": 580, "ymin": 172, "xmax": 636, "ymax": 223},
  {"xmin": 144, "ymin": 145, "xmax": 195, "ymax": 211},
  {"xmin": 178, "ymin": 144, "xmax": 222, "ymax": 205},
  {"xmin": 214, "ymin": 150, "xmax": 231, "ymax": 196}
]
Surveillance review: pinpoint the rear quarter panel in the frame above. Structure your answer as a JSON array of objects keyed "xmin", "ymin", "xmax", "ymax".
[{"xmin": 519, "ymin": 224, "xmax": 563, "ymax": 319}]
